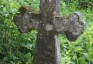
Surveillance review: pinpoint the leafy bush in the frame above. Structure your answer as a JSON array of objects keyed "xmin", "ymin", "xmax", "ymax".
[
  {"xmin": 60, "ymin": 1, "xmax": 93, "ymax": 64},
  {"xmin": 0, "ymin": 0, "xmax": 38, "ymax": 64}
]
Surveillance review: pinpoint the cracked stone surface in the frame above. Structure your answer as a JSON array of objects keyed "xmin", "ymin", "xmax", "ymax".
[{"xmin": 13, "ymin": 0, "xmax": 87, "ymax": 64}]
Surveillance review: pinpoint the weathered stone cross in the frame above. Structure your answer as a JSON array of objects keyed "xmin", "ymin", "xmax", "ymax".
[{"xmin": 13, "ymin": 0, "xmax": 86, "ymax": 64}]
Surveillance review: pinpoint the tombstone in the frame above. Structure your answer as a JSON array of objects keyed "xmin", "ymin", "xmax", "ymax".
[{"xmin": 13, "ymin": 0, "xmax": 86, "ymax": 64}]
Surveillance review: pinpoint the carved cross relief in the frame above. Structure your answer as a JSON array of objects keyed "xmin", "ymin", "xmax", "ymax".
[{"xmin": 13, "ymin": 0, "xmax": 86, "ymax": 64}]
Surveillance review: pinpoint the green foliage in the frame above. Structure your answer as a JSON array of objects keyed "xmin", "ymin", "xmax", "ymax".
[
  {"xmin": 0, "ymin": 0, "xmax": 93, "ymax": 64},
  {"xmin": 0, "ymin": 0, "xmax": 39, "ymax": 64},
  {"xmin": 60, "ymin": 1, "xmax": 93, "ymax": 64}
]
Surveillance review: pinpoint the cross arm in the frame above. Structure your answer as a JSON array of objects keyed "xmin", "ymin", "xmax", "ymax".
[
  {"xmin": 13, "ymin": 6, "xmax": 40, "ymax": 33},
  {"xmin": 53, "ymin": 12, "xmax": 86, "ymax": 41}
]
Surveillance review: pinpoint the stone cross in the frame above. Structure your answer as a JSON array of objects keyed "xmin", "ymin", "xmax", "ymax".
[{"xmin": 13, "ymin": 0, "xmax": 86, "ymax": 64}]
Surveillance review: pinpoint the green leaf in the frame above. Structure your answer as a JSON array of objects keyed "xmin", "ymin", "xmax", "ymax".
[
  {"xmin": 2, "ymin": 57, "xmax": 9, "ymax": 62},
  {"xmin": 74, "ymin": 46, "xmax": 83, "ymax": 52}
]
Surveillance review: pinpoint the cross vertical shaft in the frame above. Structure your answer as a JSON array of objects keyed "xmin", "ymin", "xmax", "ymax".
[{"xmin": 32, "ymin": 0, "xmax": 61, "ymax": 64}]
